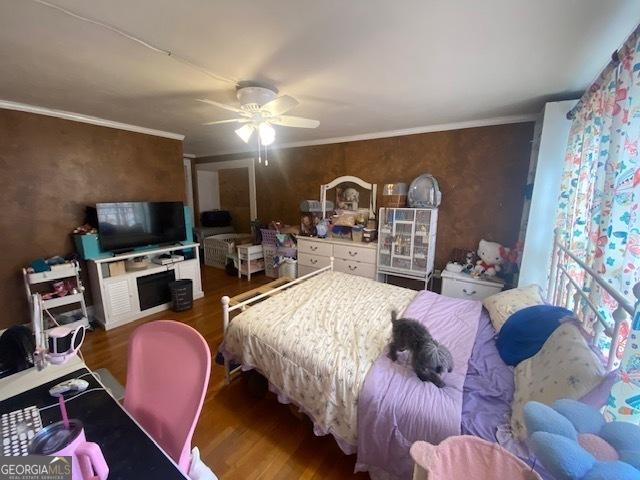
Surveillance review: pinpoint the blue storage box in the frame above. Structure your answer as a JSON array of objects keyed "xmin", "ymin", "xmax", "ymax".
[{"xmin": 73, "ymin": 234, "xmax": 105, "ymax": 260}]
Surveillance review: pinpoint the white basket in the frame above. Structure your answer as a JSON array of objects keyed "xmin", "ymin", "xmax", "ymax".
[{"xmin": 204, "ymin": 234, "xmax": 252, "ymax": 268}]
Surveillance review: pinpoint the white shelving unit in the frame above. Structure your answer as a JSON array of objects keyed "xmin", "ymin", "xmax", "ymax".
[
  {"xmin": 22, "ymin": 260, "xmax": 89, "ymax": 331},
  {"xmin": 376, "ymin": 207, "xmax": 438, "ymax": 285},
  {"xmin": 87, "ymin": 243, "xmax": 204, "ymax": 331}
]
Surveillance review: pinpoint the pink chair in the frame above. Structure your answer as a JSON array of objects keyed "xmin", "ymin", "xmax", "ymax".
[
  {"xmin": 410, "ymin": 436, "xmax": 541, "ymax": 480},
  {"xmin": 124, "ymin": 320, "xmax": 211, "ymax": 473}
]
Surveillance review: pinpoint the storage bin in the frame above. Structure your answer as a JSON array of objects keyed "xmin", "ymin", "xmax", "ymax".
[
  {"xmin": 382, "ymin": 183, "xmax": 408, "ymax": 208},
  {"xmin": 263, "ymin": 244, "xmax": 279, "ymax": 278},
  {"xmin": 169, "ymin": 279, "xmax": 193, "ymax": 312},
  {"xmin": 204, "ymin": 234, "xmax": 252, "ymax": 268},
  {"xmin": 278, "ymin": 259, "xmax": 297, "ymax": 279},
  {"xmin": 352, "ymin": 226, "xmax": 364, "ymax": 242},
  {"xmin": 73, "ymin": 234, "xmax": 104, "ymax": 260},
  {"xmin": 108, "ymin": 261, "xmax": 126, "ymax": 276},
  {"xmin": 260, "ymin": 229, "xmax": 278, "ymax": 246}
]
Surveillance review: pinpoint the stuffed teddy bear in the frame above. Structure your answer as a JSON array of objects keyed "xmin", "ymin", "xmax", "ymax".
[{"xmin": 473, "ymin": 239, "xmax": 505, "ymax": 277}]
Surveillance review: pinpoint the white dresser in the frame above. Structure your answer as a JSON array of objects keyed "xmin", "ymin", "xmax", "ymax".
[
  {"xmin": 440, "ymin": 270, "xmax": 504, "ymax": 301},
  {"xmin": 297, "ymin": 237, "xmax": 377, "ymax": 280}
]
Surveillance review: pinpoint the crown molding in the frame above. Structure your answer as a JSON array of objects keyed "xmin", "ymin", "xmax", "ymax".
[
  {"xmin": 0, "ymin": 100, "xmax": 185, "ymax": 140},
  {"xmin": 194, "ymin": 113, "xmax": 538, "ymax": 158}
]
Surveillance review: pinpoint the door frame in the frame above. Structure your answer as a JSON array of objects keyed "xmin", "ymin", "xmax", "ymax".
[{"xmin": 195, "ymin": 158, "xmax": 257, "ymax": 221}]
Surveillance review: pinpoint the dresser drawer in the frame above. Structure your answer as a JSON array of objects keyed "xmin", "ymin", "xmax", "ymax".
[
  {"xmin": 298, "ymin": 239, "xmax": 333, "ymax": 257},
  {"xmin": 299, "ymin": 252, "xmax": 331, "ymax": 269},
  {"xmin": 333, "ymin": 244, "xmax": 376, "ymax": 264},
  {"xmin": 441, "ymin": 277, "xmax": 502, "ymax": 301},
  {"xmin": 298, "ymin": 264, "xmax": 321, "ymax": 277},
  {"xmin": 334, "ymin": 258, "xmax": 376, "ymax": 279}
]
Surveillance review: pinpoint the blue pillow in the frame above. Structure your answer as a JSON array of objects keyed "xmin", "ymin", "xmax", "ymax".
[{"xmin": 496, "ymin": 305, "xmax": 573, "ymax": 366}]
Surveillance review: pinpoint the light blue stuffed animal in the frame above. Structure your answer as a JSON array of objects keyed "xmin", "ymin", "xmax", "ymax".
[{"xmin": 524, "ymin": 399, "xmax": 640, "ymax": 480}]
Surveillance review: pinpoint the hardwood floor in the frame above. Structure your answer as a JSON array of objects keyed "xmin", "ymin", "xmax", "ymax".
[{"xmin": 81, "ymin": 265, "xmax": 368, "ymax": 480}]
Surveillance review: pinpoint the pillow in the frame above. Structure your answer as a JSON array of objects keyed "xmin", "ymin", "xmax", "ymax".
[
  {"xmin": 482, "ymin": 284, "xmax": 544, "ymax": 332},
  {"xmin": 510, "ymin": 323, "xmax": 605, "ymax": 440},
  {"xmin": 496, "ymin": 305, "xmax": 573, "ymax": 366}
]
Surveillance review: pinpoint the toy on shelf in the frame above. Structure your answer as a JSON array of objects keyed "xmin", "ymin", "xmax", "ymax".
[
  {"xmin": 524, "ymin": 399, "xmax": 640, "ymax": 480},
  {"xmin": 299, "ymin": 200, "xmax": 334, "ymax": 237},
  {"xmin": 473, "ymin": 239, "xmax": 505, "ymax": 277},
  {"xmin": 448, "ymin": 248, "xmax": 477, "ymax": 274}
]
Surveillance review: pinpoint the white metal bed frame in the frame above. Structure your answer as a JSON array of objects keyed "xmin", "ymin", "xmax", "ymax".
[
  {"xmin": 221, "ymin": 258, "xmax": 335, "ymax": 383},
  {"xmin": 221, "ymin": 233, "xmax": 637, "ymax": 379},
  {"xmin": 548, "ymin": 234, "xmax": 639, "ymax": 371}
]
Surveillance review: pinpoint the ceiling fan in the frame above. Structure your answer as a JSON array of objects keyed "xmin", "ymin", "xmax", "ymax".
[{"xmin": 198, "ymin": 84, "xmax": 320, "ymax": 150}]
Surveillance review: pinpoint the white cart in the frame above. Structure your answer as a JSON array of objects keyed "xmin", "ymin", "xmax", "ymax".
[{"xmin": 237, "ymin": 244, "xmax": 265, "ymax": 280}]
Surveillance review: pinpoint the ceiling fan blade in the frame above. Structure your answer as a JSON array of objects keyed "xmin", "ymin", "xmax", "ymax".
[
  {"xmin": 261, "ymin": 95, "xmax": 299, "ymax": 116},
  {"xmin": 202, "ymin": 118, "xmax": 249, "ymax": 125},
  {"xmin": 271, "ymin": 115, "xmax": 320, "ymax": 129},
  {"xmin": 197, "ymin": 98, "xmax": 245, "ymax": 114}
]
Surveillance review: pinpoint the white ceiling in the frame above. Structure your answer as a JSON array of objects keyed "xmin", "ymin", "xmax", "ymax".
[{"xmin": 1, "ymin": 0, "xmax": 639, "ymax": 156}]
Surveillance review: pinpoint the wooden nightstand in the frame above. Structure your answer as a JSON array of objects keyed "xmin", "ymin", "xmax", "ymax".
[{"xmin": 441, "ymin": 270, "xmax": 504, "ymax": 301}]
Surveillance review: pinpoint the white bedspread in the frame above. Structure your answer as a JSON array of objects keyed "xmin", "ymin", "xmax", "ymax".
[{"xmin": 224, "ymin": 271, "xmax": 417, "ymax": 445}]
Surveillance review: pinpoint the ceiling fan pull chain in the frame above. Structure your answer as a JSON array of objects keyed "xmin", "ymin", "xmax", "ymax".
[
  {"xmin": 257, "ymin": 134, "xmax": 262, "ymax": 163},
  {"xmin": 265, "ymin": 145, "xmax": 269, "ymax": 166}
]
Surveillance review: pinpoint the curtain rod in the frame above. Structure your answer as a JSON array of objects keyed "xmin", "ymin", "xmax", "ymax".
[{"xmin": 566, "ymin": 23, "xmax": 639, "ymax": 120}]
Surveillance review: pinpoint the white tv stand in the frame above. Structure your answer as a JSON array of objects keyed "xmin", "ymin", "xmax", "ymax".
[{"xmin": 87, "ymin": 243, "xmax": 204, "ymax": 331}]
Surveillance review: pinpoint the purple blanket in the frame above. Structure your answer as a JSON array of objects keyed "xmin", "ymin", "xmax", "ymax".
[
  {"xmin": 461, "ymin": 309, "xmax": 514, "ymax": 442},
  {"xmin": 355, "ymin": 291, "xmax": 482, "ymax": 479}
]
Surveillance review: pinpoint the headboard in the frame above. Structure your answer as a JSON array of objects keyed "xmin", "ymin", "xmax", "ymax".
[{"xmin": 548, "ymin": 234, "xmax": 640, "ymax": 371}]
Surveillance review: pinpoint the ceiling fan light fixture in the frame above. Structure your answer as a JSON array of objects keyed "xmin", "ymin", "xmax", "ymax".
[
  {"xmin": 235, "ymin": 124, "xmax": 255, "ymax": 143},
  {"xmin": 259, "ymin": 122, "xmax": 276, "ymax": 146}
]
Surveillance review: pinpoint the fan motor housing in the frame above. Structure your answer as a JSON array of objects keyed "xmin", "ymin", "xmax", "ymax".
[{"xmin": 236, "ymin": 86, "xmax": 278, "ymax": 111}]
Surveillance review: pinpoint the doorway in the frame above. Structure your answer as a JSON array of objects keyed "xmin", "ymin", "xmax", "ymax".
[{"xmin": 195, "ymin": 158, "xmax": 257, "ymax": 233}]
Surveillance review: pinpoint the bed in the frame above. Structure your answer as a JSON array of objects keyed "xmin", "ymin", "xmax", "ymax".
[
  {"xmin": 223, "ymin": 270, "xmax": 417, "ymax": 448},
  {"xmin": 222, "ymin": 265, "xmax": 498, "ymax": 477},
  {"xmin": 222, "ymin": 239, "xmax": 635, "ymax": 480}
]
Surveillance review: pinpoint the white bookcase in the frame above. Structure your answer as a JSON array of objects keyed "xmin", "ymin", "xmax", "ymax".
[
  {"xmin": 376, "ymin": 207, "xmax": 438, "ymax": 284},
  {"xmin": 87, "ymin": 243, "xmax": 204, "ymax": 331}
]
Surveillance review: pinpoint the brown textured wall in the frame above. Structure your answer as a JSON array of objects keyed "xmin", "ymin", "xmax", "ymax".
[
  {"xmin": 218, "ymin": 167, "xmax": 251, "ymax": 232},
  {"xmin": 0, "ymin": 109, "xmax": 184, "ymax": 329},
  {"xmin": 197, "ymin": 122, "xmax": 534, "ymax": 270}
]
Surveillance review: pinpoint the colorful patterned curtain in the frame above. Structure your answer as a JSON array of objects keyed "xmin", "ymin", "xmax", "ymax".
[{"xmin": 555, "ymin": 25, "xmax": 640, "ymax": 356}]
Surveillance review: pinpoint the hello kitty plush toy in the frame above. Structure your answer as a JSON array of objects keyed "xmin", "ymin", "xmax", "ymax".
[{"xmin": 473, "ymin": 239, "xmax": 505, "ymax": 277}]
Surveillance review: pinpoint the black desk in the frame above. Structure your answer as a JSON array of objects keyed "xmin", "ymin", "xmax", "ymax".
[{"xmin": 0, "ymin": 368, "xmax": 186, "ymax": 480}]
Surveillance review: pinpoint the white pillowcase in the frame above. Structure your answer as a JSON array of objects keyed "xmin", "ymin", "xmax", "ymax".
[
  {"xmin": 482, "ymin": 284, "xmax": 544, "ymax": 332},
  {"xmin": 510, "ymin": 322, "xmax": 605, "ymax": 440}
]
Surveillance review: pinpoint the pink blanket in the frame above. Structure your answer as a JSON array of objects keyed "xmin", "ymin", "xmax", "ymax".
[{"xmin": 355, "ymin": 290, "xmax": 482, "ymax": 479}]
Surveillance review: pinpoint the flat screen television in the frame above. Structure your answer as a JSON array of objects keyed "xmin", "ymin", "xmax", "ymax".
[{"xmin": 97, "ymin": 201, "xmax": 186, "ymax": 252}]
